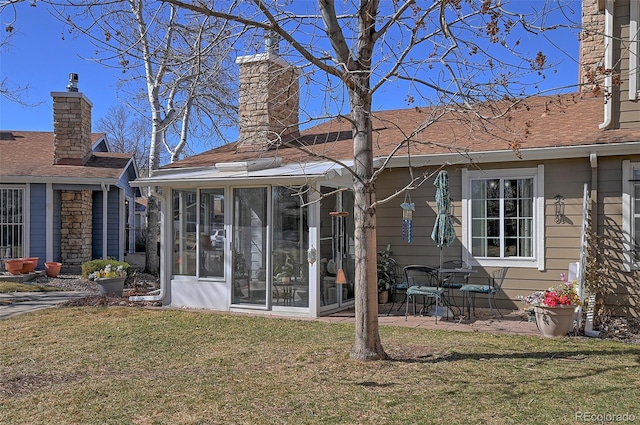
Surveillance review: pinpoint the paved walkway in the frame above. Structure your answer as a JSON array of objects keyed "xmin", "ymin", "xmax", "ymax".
[
  {"xmin": 0, "ymin": 291, "xmax": 540, "ymax": 336},
  {"xmin": 0, "ymin": 292, "xmax": 93, "ymax": 320}
]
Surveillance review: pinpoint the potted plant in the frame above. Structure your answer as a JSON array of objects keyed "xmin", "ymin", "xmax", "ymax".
[
  {"xmin": 377, "ymin": 244, "xmax": 397, "ymax": 304},
  {"xmin": 519, "ymin": 273, "xmax": 582, "ymax": 337},
  {"xmin": 89, "ymin": 263, "xmax": 127, "ymax": 296},
  {"xmin": 276, "ymin": 256, "xmax": 295, "ymax": 284}
]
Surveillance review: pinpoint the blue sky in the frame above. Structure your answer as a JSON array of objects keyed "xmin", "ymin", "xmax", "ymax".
[
  {"xmin": 1, "ymin": 2, "xmax": 582, "ymax": 155},
  {"xmin": 1, "ymin": 6, "xmax": 121, "ymax": 132}
]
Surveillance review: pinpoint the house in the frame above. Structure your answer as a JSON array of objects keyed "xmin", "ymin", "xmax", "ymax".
[
  {"xmin": 131, "ymin": 0, "xmax": 639, "ymax": 318},
  {"xmin": 0, "ymin": 75, "xmax": 140, "ymax": 273}
]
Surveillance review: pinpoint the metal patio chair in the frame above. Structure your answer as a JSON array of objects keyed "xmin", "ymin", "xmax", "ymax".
[
  {"xmin": 403, "ymin": 265, "xmax": 445, "ymax": 323},
  {"xmin": 459, "ymin": 267, "xmax": 509, "ymax": 319}
]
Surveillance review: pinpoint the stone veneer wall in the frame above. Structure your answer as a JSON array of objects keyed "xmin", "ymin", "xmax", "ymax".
[
  {"xmin": 60, "ymin": 190, "xmax": 93, "ymax": 272},
  {"xmin": 52, "ymin": 93, "xmax": 93, "ymax": 165},
  {"xmin": 580, "ymin": 0, "xmax": 606, "ymax": 92},
  {"xmin": 237, "ymin": 56, "xmax": 299, "ymax": 151}
]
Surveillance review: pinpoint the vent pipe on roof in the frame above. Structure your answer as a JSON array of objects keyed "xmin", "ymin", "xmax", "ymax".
[
  {"xmin": 67, "ymin": 73, "xmax": 79, "ymax": 92},
  {"xmin": 265, "ymin": 31, "xmax": 280, "ymax": 55}
]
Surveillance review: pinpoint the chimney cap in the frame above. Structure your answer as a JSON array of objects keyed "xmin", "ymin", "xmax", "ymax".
[{"xmin": 67, "ymin": 73, "xmax": 79, "ymax": 92}]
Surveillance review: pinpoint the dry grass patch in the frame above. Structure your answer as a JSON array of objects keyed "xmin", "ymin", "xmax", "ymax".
[
  {"xmin": 0, "ymin": 307, "xmax": 639, "ymax": 424},
  {"xmin": 0, "ymin": 281, "xmax": 63, "ymax": 293}
]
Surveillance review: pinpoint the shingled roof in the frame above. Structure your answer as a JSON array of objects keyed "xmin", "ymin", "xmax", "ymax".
[
  {"xmin": 162, "ymin": 93, "xmax": 640, "ymax": 171},
  {"xmin": 0, "ymin": 131, "xmax": 134, "ymax": 181}
]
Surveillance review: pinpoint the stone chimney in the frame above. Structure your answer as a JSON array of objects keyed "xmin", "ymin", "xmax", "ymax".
[
  {"xmin": 51, "ymin": 73, "xmax": 94, "ymax": 165},
  {"xmin": 235, "ymin": 36, "xmax": 300, "ymax": 151},
  {"xmin": 579, "ymin": 0, "xmax": 606, "ymax": 92}
]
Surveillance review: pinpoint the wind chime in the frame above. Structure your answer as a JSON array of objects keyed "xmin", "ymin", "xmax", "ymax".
[
  {"xmin": 329, "ymin": 211, "xmax": 349, "ymax": 284},
  {"xmin": 400, "ymin": 193, "xmax": 415, "ymax": 243}
]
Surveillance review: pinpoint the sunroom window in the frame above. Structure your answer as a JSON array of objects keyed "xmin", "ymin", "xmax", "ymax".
[{"xmin": 463, "ymin": 166, "xmax": 544, "ymax": 269}]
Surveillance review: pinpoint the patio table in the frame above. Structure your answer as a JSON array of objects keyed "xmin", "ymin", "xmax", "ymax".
[{"xmin": 438, "ymin": 267, "xmax": 476, "ymax": 317}]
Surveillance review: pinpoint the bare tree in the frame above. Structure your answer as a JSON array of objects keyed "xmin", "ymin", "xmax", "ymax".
[
  {"xmin": 96, "ymin": 105, "xmax": 152, "ymax": 176},
  {"xmin": 156, "ymin": 0, "xmax": 581, "ymax": 360},
  {"xmin": 49, "ymin": 0, "xmax": 240, "ymax": 274}
]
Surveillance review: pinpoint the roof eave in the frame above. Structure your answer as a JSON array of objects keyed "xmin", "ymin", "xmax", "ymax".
[{"xmin": 382, "ymin": 141, "xmax": 640, "ymax": 168}]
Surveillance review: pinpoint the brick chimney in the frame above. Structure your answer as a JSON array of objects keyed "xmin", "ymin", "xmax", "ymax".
[
  {"xmin": 579, "ymin": 0, "xmax": 606, "ymax": 92},
  {"xmin": 51, "ymin": 73, "xmax": 94, "ymax": 165},
  {"xmin": 235, "ymin": 36, "xmax": 300, "ymax": 151}
]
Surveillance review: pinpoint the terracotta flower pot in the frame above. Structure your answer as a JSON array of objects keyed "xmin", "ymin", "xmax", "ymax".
[
  {"xmin": 26, "ymin": 257, "xmax": 39, "ymax": 269},
  {"xmin": 20, "ymin": 259, "xmax": 36, "ymax": 274},
  {"xmin": 5, "ymin": 259, "xmax": 24, "ymax": 275},
  {"xmin": 45, "ymin": 262, "xmax": 63, "ymax": 278}
]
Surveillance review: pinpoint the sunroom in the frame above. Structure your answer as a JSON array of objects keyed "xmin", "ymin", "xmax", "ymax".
[{"xmin": 132, "ymin": 158, "xmax": 359, "ymax": 317}]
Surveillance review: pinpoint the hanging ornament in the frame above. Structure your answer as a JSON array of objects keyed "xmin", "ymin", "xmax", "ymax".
[{"xmin": 400, "ymin": 193, "xmax": 415, "ymax": 243}]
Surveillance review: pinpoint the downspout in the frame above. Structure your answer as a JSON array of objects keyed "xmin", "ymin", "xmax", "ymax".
[
  {"xmin": 630, "ymin": 0, "xmax": 638, "ymax": 100},
  {"xmin": 46, "ymin": 182, "xmax": 53, "ymax": 262},
  {"xmin": 101, "ymin": 183, "xmax": 110, "ymax": 260},
  {"xmin": 129, "ymin": 187, "xmax": 167, "ymax": 302},
  {"xmin": 599, "ymin": 0, "xmax": 614, "ymax": 129},
  {"xmin": 584, "ymin": 153, "xmax": 600, "ymax": 337}
]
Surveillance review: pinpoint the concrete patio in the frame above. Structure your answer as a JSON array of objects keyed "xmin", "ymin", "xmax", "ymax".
[{"xmin": 319, "ymin": 302, "xmax": 541, "ymax": 337}]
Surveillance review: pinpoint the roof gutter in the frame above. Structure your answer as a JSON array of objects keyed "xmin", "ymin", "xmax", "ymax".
[
  {"xmin": 599, "ymin": 0, "xmax": 615, "ymax": 130},
  {"xmin": 381, "ymin": 141, "xmax": 640, "ymax": 168}
]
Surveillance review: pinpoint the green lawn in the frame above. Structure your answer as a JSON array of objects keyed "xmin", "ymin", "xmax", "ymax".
[{"xmin": 1, "ymin": 307, "xmax": 638, "ymax": 424}]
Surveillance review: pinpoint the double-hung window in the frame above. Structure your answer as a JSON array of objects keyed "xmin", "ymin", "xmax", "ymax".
[
  {"xmin": 623, "ymin": 160, "xmax": 640, "ymax": 271},
  {"xmin": 462, "ymin": 166, "xmax": 544, "ymax": 269}
]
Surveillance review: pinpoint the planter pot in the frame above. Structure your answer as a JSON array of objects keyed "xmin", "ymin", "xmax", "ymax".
[
  {"xmin": 20, "ymin": 258, "xmax": 37, "ymax": 274},
  {"xmin": 45, "ymin": 262, "xmax": 62, "ymax": 278},
  {"xmin": 534, "ymin": 305, "xmax": 576, "ymax": 338},
  {"xmin": 5, "ymin": 259, "xmax": 24, "ymax": 275},
  {"xmin": 378, "ymin": 290, "xmax": 389, "ymax": 304},
  {"xmin": 25, "ymin": 257, "xmax": 39, "ymax": 270},
  {"xmin": 96, "ymin": 277, "xmax": 125, "ymax": 296}
]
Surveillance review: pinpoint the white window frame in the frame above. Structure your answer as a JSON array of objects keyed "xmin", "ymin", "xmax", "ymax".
[
  {"xmin": 630, "ymin": 0, "xmax": 639, "ymax": 100},
  {"xmin": 462, "ymin": 165, "xmax": 545, "ymax": 270},
  {"xmin": 622, "ymin": 160, "xmax": 640, "ymax": 271}
]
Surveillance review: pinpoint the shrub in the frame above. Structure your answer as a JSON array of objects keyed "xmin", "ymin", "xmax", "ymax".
[{"xmin": 81, "ymin": 259, "xmax": 131, "ymax": 280}]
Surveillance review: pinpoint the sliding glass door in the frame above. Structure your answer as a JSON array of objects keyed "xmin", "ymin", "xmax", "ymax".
[
  {"xmin": 232, "ymin": 188, "xmax": 268, "ymax": 306},
  {"xmin": 271, "ymin": 186, "xmax": 309, "ymax": 308}
]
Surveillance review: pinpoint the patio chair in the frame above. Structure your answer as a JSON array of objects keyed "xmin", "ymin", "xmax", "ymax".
[
  {"xmin": 403, "ymin": 265, "xmax": 445, "ymax": 323},
  {"xmin": 387, "ymin": 264, "xmax": 408, "ymax": 315},
  {"xmin": 459, "ymin": 267, "xmax": 509, "ymax": 319}
]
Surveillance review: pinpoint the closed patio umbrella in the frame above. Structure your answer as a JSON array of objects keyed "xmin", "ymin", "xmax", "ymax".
[{"xmin": 431, "ymin": 170, "xmax": 456, "ymax": 270}]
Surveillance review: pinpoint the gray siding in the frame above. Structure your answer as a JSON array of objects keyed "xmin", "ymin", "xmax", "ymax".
[
  {"xmin": 376, "ymin": 155, "xmax": 640, "ymax": 314},
  {"xmin": 613, "ymin": 0, "xmax": 640, "ymax": 129},
  {"xmin": 28, "ymin": 184, "xmax": 46, "ymax": 268},
  {"xmin": 92, "ymin": 188, "xmax": 122, "ymax": 259}
]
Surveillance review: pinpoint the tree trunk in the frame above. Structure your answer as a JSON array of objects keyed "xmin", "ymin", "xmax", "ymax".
[
  {"xmin": 349, "ymin": 81, "xmax": 387, "ymax": 361},
  {"xmin": 144, "ymin": 194, "xmax": 160, "ymax": 275}
]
